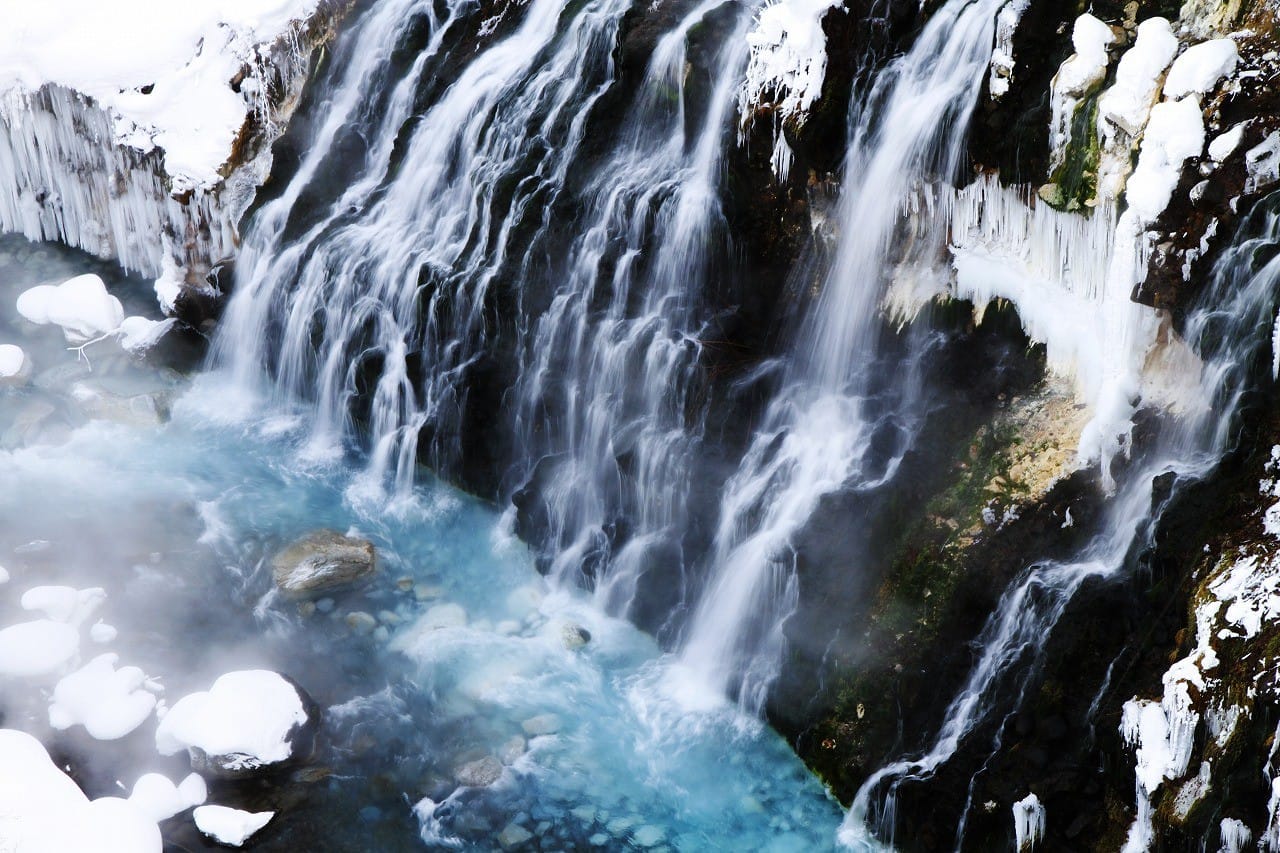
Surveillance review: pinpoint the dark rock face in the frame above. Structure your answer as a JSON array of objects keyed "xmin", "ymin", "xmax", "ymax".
[{"xmin": 272, "ymin": 530, "xmax": 377, "ymax": 597}]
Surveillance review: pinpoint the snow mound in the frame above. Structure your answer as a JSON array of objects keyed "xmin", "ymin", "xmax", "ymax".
[
  {"xmin": 740, "ymin": 0, "xmax": 841, "ymax": 124},
  {"xmin": 0, "ymin": 343, "xmax": 32, "ymax": 383},
  {"xmin": 1163, "ymin": 38, "xmax": 1238, "ymax": 100},
  {"xmin": 1098, "ymin": 17, "xmax": 1178, "ymax": 138},
  {"xmin": 0, "ymin": 729, "xmax": 162, "ymax": 853},
  {"xmin": 156, "ymin": 670, "xmax": 310, "ymax": 769},
  {"xmin": 117, "ymin": 316, "xmax": 176, "ymax": 354},
  {"xmin": 127, "ymin": 772, "xmax": 207, "ymax": 823},
  {"xmin": 193, "ymin": 804, "xmax": 274, "ymax": 847},
  {"xmin": 16, "ymin": 275, "xmax": 124, "ymax": 343},
  {"xmin": 49, "ymin": 653, "xmax": 158, "ymax": 740},
  {"xmin": 21, "ymin": 584, "xmax": 106, "ymax": 626},
  {"xmin": 0, "ymin": 620, "xmax": 80, "ymax": 678}
]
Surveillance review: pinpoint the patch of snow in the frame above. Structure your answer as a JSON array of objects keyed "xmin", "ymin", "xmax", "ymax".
[
  {"xmin": 16, "ymin": 275, "xmax": 124, "ymax": 343},
  {"xmin": 48, "ymin": 653, "xmax": 158, "ymax": 740},
  {"xmin": 155, "ymin": 670, "xmax": 307, "ymax": 767},
  {"xmin": 0, "ymin": 619, "xmax": 80, "ymax": 677},
  {"xmin": 193, "ymin": 805, "xmax": 274, "ymax": 847},
  {"xmin": 1163, "ymin": 38, "xmax": 1239, "ymax": 99}
]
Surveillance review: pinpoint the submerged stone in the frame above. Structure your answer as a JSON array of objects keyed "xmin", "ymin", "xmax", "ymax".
[
  {"xmin": 499, "ymin": 823, "xmax": 534, "ymax": 848},
  {"xmin": 522, "ymin": 714, "xmax": 561, "ymax": 737},
  {"xmin": 454, "ymin": 755, "xmax": 503, "ymax": 787},
  {"xmin": 272, "ymin": 530, "xmax": 376, "ymax": 597}
]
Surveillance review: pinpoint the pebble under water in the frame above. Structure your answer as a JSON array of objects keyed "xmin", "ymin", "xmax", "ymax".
[{"xmin": 0, "ymin": 236, "xmax": 844, "ymax": 850}]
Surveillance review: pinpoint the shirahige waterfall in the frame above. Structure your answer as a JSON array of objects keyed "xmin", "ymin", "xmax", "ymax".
[{"xmin": 7, "ymin": 0, "xmax": 1280, "ymax": 849}]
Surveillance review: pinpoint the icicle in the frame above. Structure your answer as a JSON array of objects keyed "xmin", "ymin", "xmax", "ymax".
[
  {"xmin": 1218, "ymin": 817, "xmax": 1252, "ymax": 853},
  {"xmin": 1012, "ymin": 793, "xmax": 1044, "ymax": 851}
]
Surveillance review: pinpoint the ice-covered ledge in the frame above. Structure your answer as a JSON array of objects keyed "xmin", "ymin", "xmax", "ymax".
[{"xmin": 0, "ymin": 0, "xmax": 350, "ymax": 313}]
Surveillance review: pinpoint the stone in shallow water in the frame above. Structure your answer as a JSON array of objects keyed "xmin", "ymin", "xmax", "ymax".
[
  {"xmin": 560, "ymin": 622, "xmax": 591, "ymax": 649},
  {"xmin": 498, "ymin": 735, "xmax": 526, "ymax": 765},
  {"xmin": 633, "ymin": 825, "xmax": 666, "ymax": 847},
  {"xmin": 272, "ymin": 529, "xmax": 376, "ymax": 597},
  {"xmin": 454, "ymin": 755, "xmax": 503, "ymax": 787},
  {"xmin": 522, "ymin": 713, "xmax": 561, "ymax": 737},
  {"xmin": 421, "ymin": 602, "xmax": 467, "ymax": 629},
  {"xmin": 345, "ymin": 611, "xmax": 377, "ymax": 635},
  {"xmin": 499, "ymin": 823, "xmax": 533, "ymax": 849}
]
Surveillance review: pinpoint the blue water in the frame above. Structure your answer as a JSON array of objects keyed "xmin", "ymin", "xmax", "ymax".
[{"xmin": 0, "ymin": 238, "xmax": 843, "ymax": 850}]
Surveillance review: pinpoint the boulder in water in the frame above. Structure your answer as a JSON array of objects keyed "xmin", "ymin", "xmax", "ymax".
[
  {"xmin": 272, "ymin": 530, "xmax": 376, "ymax": 597},
  {"xmin": 454, "ymin": 755, "xmax": 503, "ymax": 787}
]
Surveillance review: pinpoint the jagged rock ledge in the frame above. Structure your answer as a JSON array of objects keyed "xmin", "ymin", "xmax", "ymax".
[{"xmin": 0, "ymin": 0, "xmax": 352, "ymax": 315}]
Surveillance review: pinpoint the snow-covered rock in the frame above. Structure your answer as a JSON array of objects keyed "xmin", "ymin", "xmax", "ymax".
[
  {"xmin": 0, "ymin": 619, "xmax": 80, "ymax": 678},
  {"xmin": 0, "ymin": 344, "xmax": 32, "ymax": 386},
  {"xmin": 193, "ymin": 805, "xmax": 274, "ymax": 847},
  {"xmin": 0, "ymin": 0, "xmax": 347, "ymax": 307},
  {"xmin": 48, "ymin": 653, "xmax": 158, "ymax": 740},
  {"xmin": 0, "ymin": 728, "xmax": 162, "ymax": 852},
  {"xmin": 1163, "ymin": 38, "xmax": 1239, "ymax": 100},
  {"xmin": 155, "ymin": 670, "xmax": 317, "ymax": 777},
  {"xmin": 127, "ymin": 772, "xmax": 207, "ymax": 823},
  {"xmin": 20, "ymin": 584, "xmax": 106, "ymax": 626},
  {"xmin": 17, "ymin": 275, "xmax": 124, "ymax": 343}
]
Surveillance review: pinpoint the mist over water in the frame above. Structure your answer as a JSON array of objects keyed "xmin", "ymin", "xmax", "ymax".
[{"xmin": 0, "ymin": 237, "xmax": 844, "ymax": 850}]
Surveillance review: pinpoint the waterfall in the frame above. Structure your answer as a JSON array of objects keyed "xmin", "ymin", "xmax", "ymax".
[
  {"xmin": 838, "ymin": 194, "xmax": 1280, "ymax": 850},
  {"xmin": 509, "ymin": 0, "xmax": 755, "ymax": 618},
  {"xmin": 215, "ymin": 0, "xmax": 634, "ymax": 498},
  {"xmin": 674, "ymin": 0, "xmax": 1004, "ymax": 715}
]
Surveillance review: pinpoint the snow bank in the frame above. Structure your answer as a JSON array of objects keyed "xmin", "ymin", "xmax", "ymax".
[
  {"xmin": 0, "ymin": 620, "xmax": 80, "ymax": 677},
  {"xmin": 1048, "ymin": 14, "xmax": 1114, "ymax": 169},
  {"xmin": 156, "ymin": 670, "xmax": 308, "ymax": 768},
  {"xmin": 48, "ymin": 653, "xmax": 158, "ymax": 740},
  {"xmin": 0, "ymin": 729, "xmax": 162, "ymax": 853},
  {"xmin": 0, "ymin": 0, "xmax": 321, "ymax": 193},
  {"xmin": 193, "ymin": 805, "xmax": 275, "ymax": 847},
  {"xmin": 1123, "ymin": 97, "xmax": 1205, "ymax": 222}
]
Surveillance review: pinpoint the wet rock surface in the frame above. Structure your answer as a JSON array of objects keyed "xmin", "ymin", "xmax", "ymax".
[{"xmin": 272, "ymin": 530, "xmax": 377, "ymax": 597}]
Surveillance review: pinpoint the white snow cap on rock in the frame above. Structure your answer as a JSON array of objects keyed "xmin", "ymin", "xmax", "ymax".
[
  {"xmin": 0, "ymin": 0, "xmax": 322, "ymax": 192},
  {"xmin": 1163, "ymin": 38, "xmax": 1239, "ymax": 100},
  {"xmin": 0, "ymin": 619, "xmax": 80, "ymax": 677},
  {"xmin": 1098, "ymin": 17, "xmax": 1179, "ymax": 138},
  {"xmin": 49, "ymin": 653, "xmax": 158, "ymax": 740},
  {"xmin": 156, "ymin": 670, "xmax": 308, "ymax": 766},
  {"xmin": 740, "ymin": 0, "xmax": 842, "ymax": 123},
  {"xmin": 17, "ymin": 275, "xmax": 124, "ymax": 343},
  {"xmin": 193, "ymin": 805, "xmax": 275, "ymax": 847},
  {"xmin": 0, "ymin": 343, "xmax": 32, "ymax": 383},
  {"xmin": 1055, "ymin": 13, "xmax": 1115, "ymax": 95},
  {"xmin": 0, "ymin": 728, "xmax": 163, "ymax": 852},
  {"xmin": 21, "ymin": 584, "xmax": 106, "ymax": 626},
  {"xmin": 127, "ymin": 772, "xmax": 207, "ymax": 823}
]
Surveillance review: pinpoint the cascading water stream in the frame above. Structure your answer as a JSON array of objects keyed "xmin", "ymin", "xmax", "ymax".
[
  {"xmin": 675, "ymin": 0, "xmax": 1004, "ymax": 716},
  {"xmin": 215, "ymin": 0, "xmax": 632, "ymax": 501},
  {"xmin": 837, "ymin": 195, "xmax": 1280, "ymax": 851},
  {"xmin": 509, "ymin": 0, "xmax": 754, "ymax": 619}
]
